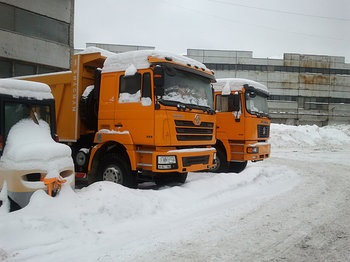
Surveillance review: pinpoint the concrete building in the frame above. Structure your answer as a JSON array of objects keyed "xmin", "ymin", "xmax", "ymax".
[
  {"xmin": 0, "ymin": 0, "xmax": 74, "ymax": 77},
  {"xmin": 187, "ymin": 49, "xmax": 350, "ymax": 126}
]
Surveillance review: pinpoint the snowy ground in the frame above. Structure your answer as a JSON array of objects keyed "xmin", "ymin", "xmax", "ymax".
[{"xmin": 1, "ymin": 124, "xmax": 350, "ymax": 262}]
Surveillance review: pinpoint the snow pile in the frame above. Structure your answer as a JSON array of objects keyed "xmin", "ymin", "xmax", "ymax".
[
  {"xmin": 0, "ymin": 119, "xmax": 73, "ymax": 173},
  {"xmin": 0, "ymin": 79, "xmax": 53, "ymax": 100},
  {"xmin": 0, "ymin": 124, "xmax": 349, "ymax": 261},
  {"xmin": 0, "ymin": 165, "xmax": 300, "ymax": 261},
  {"xmin": 270, "ymin": 123, "xmax": 350, "ymax": 150}
]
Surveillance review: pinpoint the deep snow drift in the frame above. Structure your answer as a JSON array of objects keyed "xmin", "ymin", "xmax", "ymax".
[{"xmin": 0, "ymin": 123, "xmax": 350, "ymax": 262}]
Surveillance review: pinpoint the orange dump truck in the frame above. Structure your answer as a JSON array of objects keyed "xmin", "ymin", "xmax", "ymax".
[
  {"xmin": 21, "ymin": 48, "xmax": 217, "ymax": 187},
  {"xmin": 211, "ymin": 78, "xmax": 270, "ymax": 173}
]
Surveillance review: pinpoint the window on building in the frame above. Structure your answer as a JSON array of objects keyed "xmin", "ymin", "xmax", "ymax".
[
  {"xmin": 0, "ymin": 3, "xmax": 69, "ymax": 45},
  {"xmin": 14, "ymin": 62, "xmax": 36, "ymax": 76},
  {"xmin": 0, "ymin": 60, "xmax": 13, "ymax": 78}
]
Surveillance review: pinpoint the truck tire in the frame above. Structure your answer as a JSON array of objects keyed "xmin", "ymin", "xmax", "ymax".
[
  {"xmin": 228, "ymin": 161, "xmax": 248, "ymax": 173},
  {"xmin": 173, "ymin": 172, "xmax": 188, "ymax": 184},
  {"xmin": 210, "ymin": 148, "xmax": 228, "ymax": 173},
  {"xmin": 98, "ymin": 154, "xmax": 137, "ymax": 188}
]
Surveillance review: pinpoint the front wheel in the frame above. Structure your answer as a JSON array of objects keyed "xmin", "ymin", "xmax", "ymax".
[
  {"xmin": 209, "ymin": 148, "xmax": 228, "ymax": 173},
  {"xmin": 98, "ymin": 154, "xmax": 137, "ymax": 188},
  {"xmin": 173, "ymin": 172, "xmax": 187, "ymax": 184},
  {"xmin": 228, "ymin": 161, "xmax": 248, "ymax": 173}
]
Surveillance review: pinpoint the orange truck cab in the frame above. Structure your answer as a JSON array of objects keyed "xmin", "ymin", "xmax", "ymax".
[
  {"xmin": 20, "ymin": 48, "xmax": 217, "ymax": 187},
  {"xmin": 211, "ymin": 78, "xmax": 270, "ymax": 173}
]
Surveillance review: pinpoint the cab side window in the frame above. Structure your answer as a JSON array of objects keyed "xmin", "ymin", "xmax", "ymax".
[
  {"xmin": 215, "ymin": 94, "xmax": 237, "ymax": 112},
  {"xmin": 215, "ymin": 95, "xmax": 228, "ymax": 112},
  {"xmin": 119, "ymin": 72, "xmax": 152, "ymax": 104}
]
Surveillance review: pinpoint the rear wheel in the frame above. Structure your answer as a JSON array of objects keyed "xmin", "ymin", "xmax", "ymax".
[
  {"xmin": 98, "ymin": 154, "xmax": 137, "ymax": 188},
  {"xmin": 228, "ymin": 161, "xmax": 248, "ymax": 173}
]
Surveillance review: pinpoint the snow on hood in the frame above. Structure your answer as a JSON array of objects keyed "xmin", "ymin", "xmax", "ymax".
[
  {"xmin": 0, "ymin": 79, "xmax": 53, "ymax": 100},
  {"xmin": 0, "ymin": 119, "xmax": 73, "ymax": 175},
  {"xmin": 102, "ymin": 50, "xmax": 209, "ymax": 73},
  {"xmin": 213, "ymin": 78, "xmax": 269, "ymax": 95}
]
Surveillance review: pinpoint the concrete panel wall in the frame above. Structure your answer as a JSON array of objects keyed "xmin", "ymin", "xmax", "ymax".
[
  {"xmin": 1, "ymin": 0, "xmax": 72, "ymax": 22},
  {"xmin": 0, "ymin": 31, "xmax": 70, "ymax": 69},
  {"xmin": 0, "ymin": 0, "xmax": 73, "ymax": 71}
]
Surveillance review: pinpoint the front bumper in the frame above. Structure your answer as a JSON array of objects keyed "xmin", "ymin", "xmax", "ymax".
[
  {"xmin": 230, "ymin": 142, "xmax": 270, "ymax": 162},
  {"xmin": 137, "ymin": 147, "xmax": 217, "ymax": 173}
]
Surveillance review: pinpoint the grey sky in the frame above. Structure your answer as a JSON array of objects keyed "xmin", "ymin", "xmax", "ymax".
[{"xmin": 74, "ymin": 0, "xmax": 350, "ymax": 61}]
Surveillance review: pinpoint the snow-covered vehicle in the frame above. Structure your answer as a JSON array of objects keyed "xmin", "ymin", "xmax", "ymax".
[{"xmin": 0, "ymin": 79, "xmax": 75, "ymax": 211}]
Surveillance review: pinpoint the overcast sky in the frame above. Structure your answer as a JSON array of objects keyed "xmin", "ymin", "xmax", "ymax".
[{"xmin": 74, "ymin": 0, "xmax": 350, "ymax": 62}]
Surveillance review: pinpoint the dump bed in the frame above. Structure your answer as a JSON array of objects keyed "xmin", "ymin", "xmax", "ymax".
[{"xmin": 20, "ymin": 52, "xmax": 107, "ymax": 142}]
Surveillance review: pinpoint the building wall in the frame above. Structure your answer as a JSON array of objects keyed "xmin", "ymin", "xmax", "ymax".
[
  {"xmin": 0, "ymin": 0, "xmax": 74, "ymax": 77},
  {"xmin": 187, "ymin": 49, "xmax": 350, "ymax": 126}
]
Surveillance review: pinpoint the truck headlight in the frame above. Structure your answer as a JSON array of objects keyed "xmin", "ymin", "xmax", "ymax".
[
  {"xmin": 247, "ymin": 147, "xmax": 259, "ymax": 154},
  {"xmin": 157, "ymin": 155, "xmax": 177, "ymax": 170},
  {"xmin": 157, "ymin": 155, "xmax": 176, "ymax": 164}
]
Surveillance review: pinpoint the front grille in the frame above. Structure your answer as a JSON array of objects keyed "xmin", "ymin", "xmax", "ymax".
[
  {"xmin": 182, "ymin": 155, "xmax": 209, "ymax": 167},
  {"xmin": 257, "ymin": 125, "xmax": 270, "ymax": 138},
  {"xmin": 175, "ymin": 120, "xmax": 214, "ymax": 141}
]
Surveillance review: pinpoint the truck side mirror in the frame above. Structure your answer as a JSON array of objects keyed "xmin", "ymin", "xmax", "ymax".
[
  {"xmin": 243, "ymin": 84, "xmax": 256, "ymax": 98},
  {"xmin": 153, "ymin": 65, "xmax": 164, "ymax": 96},
  {"xmin": 231, "ymin": 93, "xmax": 241, "ymax": 122},
  {"xmin": 232, "ymin": 93, "xmax": 240, "ymax": 112}
]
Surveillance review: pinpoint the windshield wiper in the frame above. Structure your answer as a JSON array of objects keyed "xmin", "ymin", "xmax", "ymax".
[
  {"xmin": 158, "ymin": 99, "xmax": 191, "ymax": 111},
  {"xmin": 250, "ymin": 110, "xmax": 270, "ymax": 118},
  {"xmin": 157, "ymin": 99, "xmax": 215, "ymax": 114},
  {"xmin": 186, "ymin": 104, "xmax": 215, "ymax": 114}
]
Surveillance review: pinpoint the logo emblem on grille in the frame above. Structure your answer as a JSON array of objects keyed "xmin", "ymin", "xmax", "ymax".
[{"xmin": 194, "ymin": 114, "xmax": 201, "ymax": 126}]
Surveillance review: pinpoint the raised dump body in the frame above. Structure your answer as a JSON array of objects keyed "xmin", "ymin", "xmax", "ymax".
[
  {"xmin": 211, "ymin": 78, "xmax": 270, "ymax": 173},
  {"xmin": 21, "ymin": 48, "xmax": 217, "ymax": 187}
]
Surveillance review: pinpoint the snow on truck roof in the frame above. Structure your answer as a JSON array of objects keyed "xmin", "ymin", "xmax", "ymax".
[
  {"xmin": 213, "ymin": 78, "xmax": 269, "ymax": 96},
  {"xmin": 76, "ymin": 46, "xmax": 116, "ymax": 58},
  {"xmin": 102, "ymin": 50, "xmax": 210, "ymax": 74},
  {"xmin": 0, "ymin": 79, "xmax": 53, "ymax": 100}
]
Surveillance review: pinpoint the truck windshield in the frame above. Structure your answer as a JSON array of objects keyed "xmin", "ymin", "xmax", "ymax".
[
  {"xmin": 161, "ymin": 68, "xmax": 213, "ymax": 110},
  {"xmin": 245, "ymin": 93, "xmax": 269, "ymax": 117}
]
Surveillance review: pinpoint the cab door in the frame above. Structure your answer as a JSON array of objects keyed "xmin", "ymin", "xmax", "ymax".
[
  {"xmin": 115, "ymin": 70, "xmax": 155, "ymax": 145},
  {"xmin": 215, "ymin": 93, "xmax": 245, "ymax": 141}
]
